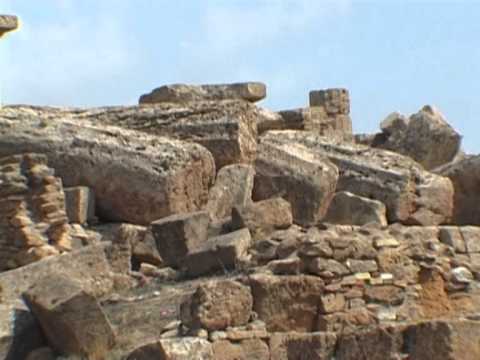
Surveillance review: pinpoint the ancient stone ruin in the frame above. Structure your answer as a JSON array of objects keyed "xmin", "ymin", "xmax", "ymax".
[{"xmin": 2, "ymin": 13, "xmax": 480, "ymax": 360}]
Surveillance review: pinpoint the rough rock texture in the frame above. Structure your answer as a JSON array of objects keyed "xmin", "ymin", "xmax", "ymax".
[
  {"xmin": 373, "ymin": 106, "xmax": 462, "ymax": 170},
  {"xmin": 139, "ymin": 82, "xmax": 266, "ymax": 104},
  {"xmin": 436, "ymin": 155, "xmax": 480, "ymax": 225},
  {"xmin": 249, "ymin": 274, "xmax": 324, "ymax": 332},
  {"xmin": 0, "ymin": 107, "xmax": 216, "ymax": 224},
  {"xmin": 254, "ymin": 135, "xmax": 339, "ymax": 225},
  {"xmin": 231, "ymin": 198, "xmax": 293, "ymax": 240},
  {"xmin": 23, "ymin": 275, "xmax": 116, "ymax": 359},
  {"xmin": 127, "ymin": 338, "xmax": 213, "ymax": 360},
  {"xmin": 206, "ymin": 164, "xmax": 255, "ymax": 220},
  {"xmin": 323, "ymin": 191, "xmax": 388, "ymax": 226},
  {"xmin": 260, "ymin": 130, "xmax": 453, "ymax": 225},
  {"xmin": 309, "ymin": 88, "xmax": 353, "ymax": 140},
  {"xmin": 185, "ymin": 228, "xmax": 252, "ymax": 277},
  {"xmin": 0, "ymin": 15, "xmax": 18, "ymax": 37},
  {"xmin": 0, "ymin": 243, "xmax": 115, "ymax": 303},
  {"xmin": 0, "ymin": 153, "xmax": 73, "ymax": 270},
  {"xmin": 269, "ymin": 332, "xmax": 337, "ymax": 360},
  {"xmin": 257, "ymin": 108, "xmax": 310, "ymax": 134},
  {"xmin": 64, "ymin": 186, "xmax": 95, "ymax": 224},
  {"xmin": 212, "ymin": 339, "xmax": 270, "ymax": 360},
  {"xmin": 180, "ymin": 280, "xmax": 253, "ymax": 331},
  {"xmin": 151, "ymin": 211, "xmax": 210, "ymax": 268}
]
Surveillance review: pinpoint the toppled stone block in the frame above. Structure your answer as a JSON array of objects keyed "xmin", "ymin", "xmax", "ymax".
[
  {"xmin": 139, "ymin": 82, "xmax": 266, "ymax": 104},
  {"xmin": 260, "ymin": 130, "xmax": 453, "ymax": 225},
  {"xmin": 249, "ymin": 274, "xmax": 324, "ymax": 332},
  {"xmin": 23, "ymin": 275, "xmax": 115, "ymax": 358},
  {"xmin": 127, "ymin": 338, "xmax": 213, "ymax": 360},
  {"xmin": 269, "ymin": 332, "xmax": 337, "ymax": 360},
  {"xmin": 257, "ymin": 107, "xmax": 310, "ymax": 134},
  {"xmin": 323, "ymin": 191, "xmax": 388, "ymax": 226},
  {"xmin": 64, "ymin": 186, "xmax": 95, "ymax": 224},
  {"xmin": 0, "ymin": 153, "xmax": 74, "ymax": 270},
  {"xmin": 436, "ymin": 155, "xmax": 480, "ymax": 225},
  {"xmin": 212, "ymin": 339, "xmax": 270, "ymax": 360},
  {"xmin": 185, "ymin": 228, "xmax": 252, "ymax": 277},
  {"xmin": 206, "ymin": 164, "xmax": 255, "ymax": 220},
  {"xmin": 151, "ymin": 211, "xmax": 210, "ymax": 268},
  {"xmin": 253, "ymin": 135, "xmax": 339, "ymax": 225},
  {"xmin": 0, "ymin": 303, "xmax": 46, "ymax": 360},
  {"xmin": 180, "ymin": 280, "xmax": 253, "ymax": 331},
  {"xmin": 0, "ymin": 107, "xmax": 216, "ymax": 224},
  {"xmin": 0, "ymin": 243, "xmax": 115, "ymax": 303},
  {"xmin": 0, "ymin": 15, "xmax": 18, "ymax": 37},
  {"xmin": 231, "ymin": 198, "xmax": 293, "ymax": 240},
  {"xmin": 374, "ymin": 106, "xmax": 462, "ymax": 170}
]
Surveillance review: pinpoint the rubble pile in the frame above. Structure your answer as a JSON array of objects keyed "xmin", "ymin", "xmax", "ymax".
[{"xmin": 0, "ymin": 45, "xmax": 479, "ymax": 358}]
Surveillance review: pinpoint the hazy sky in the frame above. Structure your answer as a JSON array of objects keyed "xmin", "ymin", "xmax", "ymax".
[{"xmin": 1, "ymin": 0, "xmax": 479, "ymax": 153}]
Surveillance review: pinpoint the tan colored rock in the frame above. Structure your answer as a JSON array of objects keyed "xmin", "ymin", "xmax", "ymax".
[
  {"xmin": 405, "ymin": 320, "xmax": 480, "ymax": 360},
  {"xmin": 257, "ymin": 107, "xmax": 310, "ymax": 134},
  {"xmin": 324, "ymin": 191, "xmax": 388, "ymax": 226},
  {"xmin": 139, "ymin": 82, "xmax": 266, "ymax": 104},
  {"xmin": 23, "ymin": 275, "xmax": 115, "ymax": 359},
  {"xmin": 185, "ymin": 228, "xmax": 252, "ymax": 277},
  {"xmin": 316, "ymin": 308, "xmax": 375, "ymax": 333},
  {"xmin": 0, "ymin": 243, "xmax": 115, "ymax": 303},
  {"xmin": 151, "ymin": 211, "xmax": 210, "ymax": 268},
  {"xmin": 249, "ymin": 274, "xmax": 324, "ymax": 332},
  {"xmin": 436, "ymin": 155, "xmax": 480, "ymax": 225},
  {"xmin": 0, "ymin": 107, "xmax": 216, "ymax": 224},
  {"xmin": 231, "ymin": 197, "xmax": 293, "ymax": 240},
  {"xmin": 254, "ymin": 135, "xmax": 339, "ymax": 225},
  {"xmin": 0, "ymin": 153, "xmax": 75, "ymax": 270},
  {"xmin": 374, "ymin": 106, "xmax": 462, "ymax": 170},
  {"xmin": 180, "ymin": 280, "xmax": 253, "ymax": 331},
  {"xmin": 269, "ymin": 332, "xmax": 337, "ymax": 360},
  {"xmin": 211, "ymin": 339, "xmax": 269, "ymax": 360},
  {"xmin": 0, "ymin": 303, "xmax": 45, "ymax": 360},
  {"xmin": 260, "ymin": 130, "xmax": 453, "ymax": 225},
  {"xmin": 127, "ymin": 338, "xmax": 214, "ymax": 360},
  {"xmin": 0, "ymin": 15, "xmax": 18, "ymax": 37},
  {"xmin": 364, "ymin": 285, "xmax": 405, "ymax": 305},
  {"xmin": 206, "ymin": 164, "xmax": 255, "ymax": 220},
  {"xmin": 310, "ymin": 88, "xmax": 350, "ymax": 115},
  {"xmin": 64, "ymin": 186, "xmax": 95, "ymax": 224}
]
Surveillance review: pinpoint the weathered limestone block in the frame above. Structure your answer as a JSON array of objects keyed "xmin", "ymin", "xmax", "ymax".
[
  {"xmin": 139, "ymin": 82, "xmax": 266, "ymax": 104},
  {"xmin": 323, "ymin": 191, "xmax": 388, "ymax": 226},
  {"xmin": 309, "ymin": 88, "xmax": 350, "ymax": 115},
  {"xmin": 151, "ymin": 211, "xmax": 210, "ymax": 268},
  {"xmin": 404, "ymin": 320, "xmax": 480, "ymax": 360},
  {"xmin": 0, "ymin": 107, "xmax": 216, "ymax": 224},
  {"xmin": 249, "ymin": 274, "xmax": 324, "ymax": 332},
  {"xmin": 231, "ymin": 198, "xmax": 293, "ymax": 240},
  {"xmin": 374, "ymin": 106, "xmax": 462, "ymax": 170},
  {"xmin": 316, "ymin": 308, "xmax": 375, "ymax": 333},
  {"xmin": 206, "ymin": 164, "xmax": 255, "ymax": 220},
  {"xmin": 0, "ymin": 243, "xmax": 115, "ymax": 303},
  {"xmin": 180, "ymin": 280, "xmax": 253, "ymax": 331},
  {"xmin": 0, "ymin": 153, "xmax": 73, "ymax": 270},
  {"xmin": 0, "ymin": 303, "xmax": 46, "ymax": 360},
  {"xmin": 127, "ymin": 338, "xmax": 213, "ymax": 360},
  {"xmin": 253, "ymin": 135, "xmax": 339, "ymax": 225},
  {"xmin": 64, "ymin": 186, "xmax": 95, "ymax": 224},
  {"xmin": 269, "ymin": 332, "xmax": 337, "ymax": 360},
  {"xmin": 212, "ymin": 339, "xmax": 270, "ymax": 360},
  {"xmin": 260, "ymin": 130, "xmax": 453, "ymax": 225},
  {"xmin": 309, "ymin": 88, "xmax": 352, "ymax": 140},
  {"xmin": 257, "ymin": 108, "xmax": 310, "ymax": 134},
  {"xmin": 0, "ymin": 15, "xmax": 18, "ymax": 37},
  {"xmin": 23, "ymin": 275, "xmax": 115, "ymax": 358},
  {"xmin": 185, "ymin": 228, "xmax": 252, "ymax": 277},
  {"xmin": 436, "ymin": 155, "xmax": 480, "ymax": 225}
]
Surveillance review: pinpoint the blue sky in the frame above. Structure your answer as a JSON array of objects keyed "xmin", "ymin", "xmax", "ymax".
[{"xmin": 1, "ymin": 0, "xmax": 479, "ymax": 153}]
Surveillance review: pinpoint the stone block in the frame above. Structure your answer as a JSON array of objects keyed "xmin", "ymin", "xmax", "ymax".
[{"xmin": 64, "ymin": 186, "xmax": 95, "ymax": 224}]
